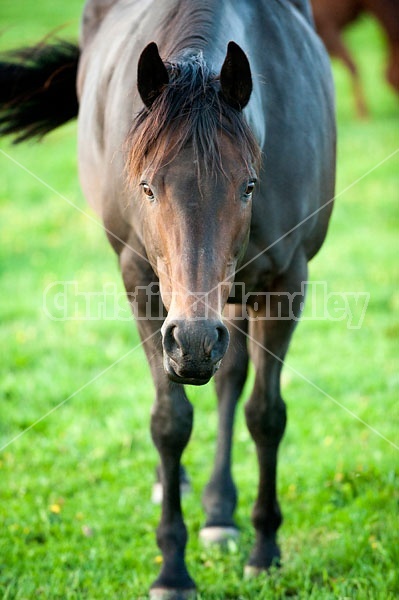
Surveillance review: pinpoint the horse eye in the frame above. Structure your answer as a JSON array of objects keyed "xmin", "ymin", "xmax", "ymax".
[
  {"xmin": 244, "ymin": 181, "xmax": 256, "ymax": 197},
  {"xmin": 141, "ymin": 183, "xmax": 155, "ymax": 200}
]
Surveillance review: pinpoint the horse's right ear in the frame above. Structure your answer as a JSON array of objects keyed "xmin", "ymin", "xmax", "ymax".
[
  {"xmin": 137, "ymin": 42, "xmax": 169, "ymax": 109},
  {"xmin": 220, "ymin": 41, "xmax": 252, "ymax": 110}
]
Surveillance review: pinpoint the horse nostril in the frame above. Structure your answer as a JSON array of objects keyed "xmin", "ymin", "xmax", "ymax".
[
  {"xmin": 211, "ymin": 323, "xmax": 229, "ymax": 360},
  {"xmin": 216, "ymin": 325, "xmax": 227, "ymax": 344},
  {"xmin": 163, "ymin": 323, "xmax": 179, "ymax": 355}
]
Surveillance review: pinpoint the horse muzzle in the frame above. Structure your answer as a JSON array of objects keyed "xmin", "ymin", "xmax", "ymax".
[{"xmin": 161, "ymin": 318, "xmax": 229, "ymax": 385}]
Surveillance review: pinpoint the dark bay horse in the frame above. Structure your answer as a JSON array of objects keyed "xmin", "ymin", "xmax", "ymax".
[{"xmin": 0, "ymin": 0, "xmax": 336, "ymax": 597}]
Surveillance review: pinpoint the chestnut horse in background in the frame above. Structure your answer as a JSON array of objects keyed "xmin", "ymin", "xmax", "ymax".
[
  {"xmin": 312, "ymin": 0, "xmax": 399, "ymax": 116},
  {"xmin": 0, "ymin": 1, "xmax": 335, "ymax": 597}
]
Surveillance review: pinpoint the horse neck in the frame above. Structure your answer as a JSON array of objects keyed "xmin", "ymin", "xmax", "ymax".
[{"xmin": 159, "ymin": 0, "xmax": 223, "ymax": 59}]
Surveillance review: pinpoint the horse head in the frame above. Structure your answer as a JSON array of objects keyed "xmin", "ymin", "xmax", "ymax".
[{"xmin": 128, "ymin": 41, "xmax": 260, "ymax": 385}]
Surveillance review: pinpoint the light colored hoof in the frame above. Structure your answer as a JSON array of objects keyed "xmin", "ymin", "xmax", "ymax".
[
  {"xmin": 149, "ymin": 587, "xmax": 196, "ymax": 600},
  {"xmin": 151, "ymin": 482, "xmax": 191, "ymax": 505},
  {"xmin": 244, "ymin": 564, "xmax": 266, "ymax": 579},
  {"xmin": 151, "ymin": 482, "xmax": 163, "ymax": 504},
  {"xmin": 199, "ymin": 526, "xmax": 240, "ymax": 546}
]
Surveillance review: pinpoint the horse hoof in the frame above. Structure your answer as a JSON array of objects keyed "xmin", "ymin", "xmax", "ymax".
[
  {"xmin": 151, "ymin": 481, "xmax": 191, "ymax": 505},
  {"xmin": 244, "ymin": 558, "xmax": 280, "ymax": 578},
  {"xmin": 151, "ymin": 482, "xmax": 163, "ymax": 504},
  {"xmin": 199, "ymin": 526, "xmax": 240, "ymax": 546},
  {"xmin": 149, "ymin": 587, "xmax": 196, "ymax": 600},
  {"xmin": 244, "ymin": 564, "xmax": 267, "ymax": 578}
]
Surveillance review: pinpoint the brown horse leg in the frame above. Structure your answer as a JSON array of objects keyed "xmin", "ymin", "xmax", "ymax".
[
  {"xmin": 201, "ymin": 304, "xmax": 248, "ymax": 543},
  {"xmin": 386, "ymin": 42, "xmax": 399, "ymax": 93},
  {"xmin": 244, "ymin": 252, "xmax": 307, "ymax": 573},
  {"xmin": 120, "ymin": 249, "xmax": 195, "ymax": 598},
  {"xmin": 330, "ymin": 34, "xmax": 368, "ymax": 118},
  {"xmin": 318, "ymin": 22, "xmax": 368, "ymax": 118},
  {"xmin": 149, "ymin": 380, "xmax": 195, "ymax": 598}
]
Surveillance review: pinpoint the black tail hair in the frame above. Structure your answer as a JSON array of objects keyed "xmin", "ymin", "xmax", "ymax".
[{"xmin": 0, "ymin": 39, "xmax": 80, "ymax": 142}]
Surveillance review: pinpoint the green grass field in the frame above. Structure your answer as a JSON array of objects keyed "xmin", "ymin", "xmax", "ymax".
[{"xmin": 0, "ymin": 2, "xmax": 398, "ymax": 599}]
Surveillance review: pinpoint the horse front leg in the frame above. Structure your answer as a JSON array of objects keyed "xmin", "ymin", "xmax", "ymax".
[
  {"xmin": 150, "ymin": 379, "xmax": 195, "ymax": 598},
  {"xmin": 121, "ymin": 251, "xmax": 195, "ymax": 598},
  {"xmin": 201, "ymin": 304, "xmax": 248, "ymax": 544},
  {"xmin": 244, "ymin": 252, "xmax": 307, "ymax": 573},
  {"xmin": 135, "ymin": 319, "xmax": 195, "ymax": 599}
]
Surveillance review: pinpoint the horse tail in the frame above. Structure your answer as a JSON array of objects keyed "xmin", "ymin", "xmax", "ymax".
[{"xmin": 0, "ymin": 40, "xmax": 80, "ymax": 142}]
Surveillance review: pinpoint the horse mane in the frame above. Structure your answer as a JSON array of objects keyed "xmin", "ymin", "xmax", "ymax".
[{"xmin": 126, "ymin": 52, "xmax": 261, "ymax": 184}]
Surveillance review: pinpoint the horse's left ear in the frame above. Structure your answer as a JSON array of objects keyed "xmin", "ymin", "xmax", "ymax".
[
  {"xmin": 137, "ymin": 42, "xmax": 169, "ymax": 109},
  {"xmin": 220, "ymin": 41, "xmax": 252, "ymax": 110}
]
